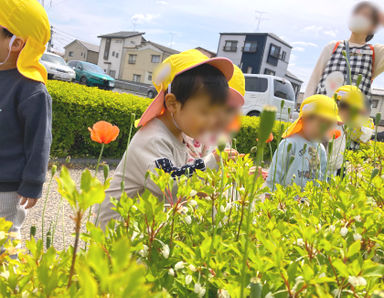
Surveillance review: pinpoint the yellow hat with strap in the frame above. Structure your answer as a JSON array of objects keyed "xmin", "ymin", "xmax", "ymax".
[
  {"xmin": 282, "ymin": 94, "xmax": 341, "ymax": 138},
  {"xmin": 334, "ymin": 85, "xmax": 365, "ymax": 111},
  {"xmin": 0, "ymin": 0, "xmax": 50, "ymax": 84},
  {"xmin": 227, "ymin": 64, "xmax": 245, "ymax": 107}
]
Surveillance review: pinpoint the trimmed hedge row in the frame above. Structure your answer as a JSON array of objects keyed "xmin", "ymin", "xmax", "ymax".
[{"xmin": 48, "ymin": 80, "xmax": 288, "ymax": 159}]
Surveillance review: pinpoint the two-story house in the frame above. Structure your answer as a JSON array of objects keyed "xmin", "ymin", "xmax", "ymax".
[
  {"xmin": 97, "ymin": 31, "xmax": 178, "ymax": 83},
  {"xmin": 63, "ymin": 39, "xmax": 99, "ymax": 64},
  {"xmin": 217, "ymin": 32, "xmax": 303, "ymax": 97}
]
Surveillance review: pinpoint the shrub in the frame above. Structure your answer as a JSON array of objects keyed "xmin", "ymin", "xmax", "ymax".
[{"xmin": 48, "ymin": 81, "xmax": 288, "ymax": 159}]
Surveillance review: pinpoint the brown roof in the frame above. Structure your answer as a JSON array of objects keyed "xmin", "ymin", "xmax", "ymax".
[
  {"xmin": 64, "ymin": 39, "xmax": 99, "ymax": 52},
  {"xmin": 98, "ymin": 31, "xmax": 144, "ymax": 39}
]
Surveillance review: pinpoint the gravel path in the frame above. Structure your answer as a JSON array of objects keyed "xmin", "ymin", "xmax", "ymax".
[{"xmin": 21, "ymin": 165, "xmax": 115, "ymax": 251}]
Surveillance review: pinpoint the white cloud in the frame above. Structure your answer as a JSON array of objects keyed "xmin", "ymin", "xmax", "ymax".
[
  {"xmin": 324, "ymin": 29, "xmax": 337, "ymax": 38},
  {"xmin": 291, "ymin": 41, "xmax": 318, "ymax": 47},
  {"xmin": 302, "ymin": 25, "xmax": 323, "ymax": 35},
  {"xmin": 131, "ymin": 13, "xmax": 159, "ymax": 25},
  {"xmin": 292, "ymin": 47, "xmax": 305, "ymax": 52},
  {"xmin": 156, "ymin": 0, "xmax": 168, "ymax": 5}
]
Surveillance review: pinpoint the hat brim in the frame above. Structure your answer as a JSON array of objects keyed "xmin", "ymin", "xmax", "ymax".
[
  {"xmin": 228, "ymin": 88, "xmax": 244, "ymax": 108},
  {"xmin": 137, "ymin": 90, "xmax": 166, "ymax": 127}
]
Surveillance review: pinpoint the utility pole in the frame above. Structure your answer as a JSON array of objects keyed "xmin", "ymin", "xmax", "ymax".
[{"xmin": 47, "ymin": 26, "xmax": 53, "ymax": 52}]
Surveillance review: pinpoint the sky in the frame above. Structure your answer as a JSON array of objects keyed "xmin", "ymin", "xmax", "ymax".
[{"xmin": 44, "ymin": 0, "xmax": 384, "ymax": 90}]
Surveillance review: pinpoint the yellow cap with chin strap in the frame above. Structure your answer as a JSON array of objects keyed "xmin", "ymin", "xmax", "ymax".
[
  {"xmin": 334, "ymin": 85, "xmax": 365, "ymax": 111},
  {"xmin": 282, "ymin": 94, "xmax": 341, "ymax": 138},
  {"xmin": 0, "ymin": 0, "xmax": 50, "ymax": 84}
]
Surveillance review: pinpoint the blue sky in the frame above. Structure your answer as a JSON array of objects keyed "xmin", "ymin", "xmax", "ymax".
[{"xmin": 45, "ymin": 0, "xmax": 384, "ymax": 90}]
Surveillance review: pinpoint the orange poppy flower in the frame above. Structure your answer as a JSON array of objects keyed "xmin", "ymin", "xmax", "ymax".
[
  {"xmin": 88, "ymin": 121, "xmax": 120, "ymax": 144},
  {"xmin": 329, "ymin": 129, "xmax": 341, "ymax": 140}
]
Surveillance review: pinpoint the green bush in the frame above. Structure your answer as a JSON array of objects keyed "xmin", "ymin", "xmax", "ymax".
[{"xmin": 48, "ymin": 80, "xmax": 289, "ymax": 158}]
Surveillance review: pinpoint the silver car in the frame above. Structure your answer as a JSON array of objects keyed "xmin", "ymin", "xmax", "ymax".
[{"xmin": 40, "ymin": 52, "xmax": 76, "ymax": 82}]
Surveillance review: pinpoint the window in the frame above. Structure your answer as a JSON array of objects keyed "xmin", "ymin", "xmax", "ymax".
[
  {"xmin": 264, "ymin": 68, "xmax": 276, "ymax": 76},
  {"xmin": 267, "ymin": 44, "xmax": 281, "ymax": 66},
  {"xmin": 274, "ymin": 80, "xmax": 295, "ymax": 101},
  {"xmin": 68, "ymin": 51, "xmax": 73, "ymax": 57},
  {"xmin": 133, "ymin": 74, "xmax": 141, "ymax": 82},
  {"xmin": 116, "ymin": 52, "xmax": 119, "ymax": 58},
  {"xmin": 243, "ymin": 41, "xmax": 257, "ymax": 53},
  {"xmin": 80, "ymin": 52, "xmax": 83, "ymax": 57},
  {"xmin": 223, "ymin": 40, "xmax": 238, "ymax": 52},
  {"xmin": 245, "ymin": 77, "xmax": 268, "ymax": 93},
  {"xmin": 151, "ymin": 55, "xmax": 161, "ymax": 63},
  {"xmin": 112, "ymin": 51, "xmax": 115, "ymax": 57},
  {"xmin": 147, "ymin": 72, "xmax": 153, "ymax": 81},
  {"xmin": 128, "ymin": 54, "xmax": 137, "ymax": 64},
  {"xmin": 281, "ymin": 51, "xmax": 287, "ymax": 62},
  {"xmin": 372, "ymin": 99, "xmax": 379, "ymax": 108},
  {"xmin": 109, "ymin": 70, "xmax": 116, "ymax": 78},
  {"xmin": 104, "ymin": 38, "xmax": 111, "ymax": 60}
]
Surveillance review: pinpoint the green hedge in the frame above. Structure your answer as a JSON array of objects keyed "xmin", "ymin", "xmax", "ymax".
[{"xmin": 48, "ymin": 80, "xmax": 288, "ymax": 159}]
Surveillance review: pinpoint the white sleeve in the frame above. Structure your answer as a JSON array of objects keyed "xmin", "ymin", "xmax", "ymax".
[
  {"xmin": 304, "ymin": 42, "xmax": 336, "ymax": 98},
  {"xmin": 373, "ymin": 44, "xmax": 384, "ymax": 79}
]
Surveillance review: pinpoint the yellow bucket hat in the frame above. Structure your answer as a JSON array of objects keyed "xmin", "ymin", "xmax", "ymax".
[
  {"xmin": 137, "ymin": 49, "xmax": 234, "ymax": 127},
  {"xmin": 228, "ymin": 64, "xmax": 245, "ymax": 107},
  {"xmin": 282, "ymin": 94, "xmax": 341, "ymax": 138},
  {"xmin": 0, "ymin": 0, "xmax": 50, "ymax": 84},
  {"xmin": 334, "ymin": 85, "xmax": 365, "ymax": 111}
]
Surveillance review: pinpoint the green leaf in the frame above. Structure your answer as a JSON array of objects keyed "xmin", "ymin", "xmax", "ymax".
[{"xmin": 347, "ymin": 241, "xmax": 361, "ymax": 258}]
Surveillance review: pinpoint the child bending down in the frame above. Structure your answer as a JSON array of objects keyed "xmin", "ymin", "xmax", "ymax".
[
  {"xmin": 99, "ymin": 49, "xmax": 238, "ymax": 229},
  {"xmin": 267, "ymin": 95, "xmax": 340, "ymax": 190}
]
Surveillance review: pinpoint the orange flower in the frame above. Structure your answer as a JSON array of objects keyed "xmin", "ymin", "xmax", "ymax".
[
  {"xmin": 88, "ymin": 121, "xmax": 120, "ymax": 144},
  {"xmin": 329, "ymin": 129, "xmax": 341, "ymax": 140},
  {"xmin": 266, "ymin": 133, "xmax": 274, "ymax": 143}
]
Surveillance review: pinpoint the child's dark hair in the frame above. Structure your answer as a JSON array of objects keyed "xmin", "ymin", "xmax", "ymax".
[
  {"xmin": 353, "ymin": 1, "xmax": 379, "ymax": 42},
  {"xmin": 1, "ymin": 28, "xmax": 13, "ymax": 38},
  {"xmin": 168, "ymin": 64, "xmax": 229, "ymax": 106}
]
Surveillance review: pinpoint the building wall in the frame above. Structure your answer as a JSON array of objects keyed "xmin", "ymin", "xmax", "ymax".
[
  {"xmin": 240, "ymin": 34, "xmax": 267, "ymax": 74},
  {"xmin": 260, "ymin": 35, "xmax": 291, "ymax": 78},
  {"xmin": 370, "ymin": 91, "xmax": 384, "ymax": 119},
  {"xmin": 120, "ymin": 47, "xmax": 164, "ymax": 84},
  {"xmin": 64, "ymin": 42, "xmax": 87, "ymax": 62},
  {"xmin": 217, "ymin": 34, "xmax": 246, "ymax": 66},
  {"xmin": 98, "ymin": 38, "xmax": 125, "ymax": 78},
  {"xmin": 86, "ymin": 50, "xmax": 99, "ymax": 64}
]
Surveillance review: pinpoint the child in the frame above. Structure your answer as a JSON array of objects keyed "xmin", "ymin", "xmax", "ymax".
[
  {"xmin": 328, "ymin": 85, "xmax": 365, "ymax": 175},
  {"xmin": 305, "ymin": 1, "xmax": 384, "ymax": 106},
  {"xmin": 99, "ymin": 49, "xmax": 237, "ymax": 228},
  {"xmin": 0, "ymin": 0, "xmax": 52, "ymax": 235},
  {"xmin": 185, "ymin": 64, "xmax": 245, "ymax": 169},
  {"xmin": 267, "ymin": 95, "xmax": 340, "ymax": 190}
]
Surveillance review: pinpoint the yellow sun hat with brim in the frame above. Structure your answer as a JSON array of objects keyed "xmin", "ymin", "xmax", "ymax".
[
  {"xmin": 282, "ymin": 94, "xmax": 341, "ymax": 138},
  {"xmin": 0, "ymin": 0, "xmax": 50, "ymax": 84},
  {"xmin": 137, "ymin": 49, "xmax": 234, "ymax": 127},
  {"xmin": 228, "ymin": 64, "xmax": 245, "ymax": 107},
  {"xmin": 334, "ymin": 85, "xmax": 365, "ymax": 111}
]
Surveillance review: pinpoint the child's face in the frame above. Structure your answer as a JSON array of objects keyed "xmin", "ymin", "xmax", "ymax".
[
  {"xmin": 338, "ymin": 102, "xmax": 360, "ymax": 124},
  {"xmin": 213, "ymin": 105, "xmax": 238, "ymax": 133},
  {"xmin": 302, "ymin": 115, "xmax": 335, "ymax": 141},
  {"xmin": 0, "ymin": 31, "xmax": 11, "ymax": 62},
  {"xmin": 172, "ymin": 94, "xmax": 224, "ymax": 139},
  {"xmin": 0, "ymin": 29, "xmax": 24, "ymax": 69}
]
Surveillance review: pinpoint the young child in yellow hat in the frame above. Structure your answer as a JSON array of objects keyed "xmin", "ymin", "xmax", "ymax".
[
  {"xmin": 329, "ymin": 85, "xmax": 370, "ymax": 175},
  {"xmin": 0, "ymin": 0, "xmax": 52, "ymax": 236},
  {"xmin": 267, "ymin": 95, "xmax": 340, "ymax": 190},
  {"xmin": 99, "ymin": 49, "xmax": 238, "ymax": 229}
]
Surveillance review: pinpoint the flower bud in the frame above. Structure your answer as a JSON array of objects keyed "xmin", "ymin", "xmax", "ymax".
[
  {"xmin": 258, "ymin": 105, "xmax": 277, "ymax": 144},
  {"xmin": 51, "ymin": 164, "xmax": 57, "ymax": 176},
  {"xmin": 103, "ymin": 164, "xmax": 109, "ymax": 181},
  {"xmin": 375, "ymin": 113, "xmax": 381, "ymax": 126}
]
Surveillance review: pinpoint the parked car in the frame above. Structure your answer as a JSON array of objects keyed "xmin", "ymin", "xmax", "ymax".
[
  {"xmin": 40, "ymin": 52, "xmax": 76, "ymax": 82},
  {"xmin": 68, "ymin": 60, "xmax": 115, "ymax": 90},
  {"xmin": 242, "ymin": 74, "xmax": 296, "ymax": 122},
  {"xmin": 114, "ymin": 80, "xmax": 158, "ymax": 98}
]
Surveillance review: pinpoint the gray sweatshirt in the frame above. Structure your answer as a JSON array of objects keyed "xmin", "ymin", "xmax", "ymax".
[
  {"xmin": 99, "ymin": 118, "xmax": 206, "ymax": 229},
  {"xmin": 266, "ymin": 134, "xmax": 327, "ymax": 190},
  {"xmin": 0, "ymin": 68, "xmax": 52, "ymax": 198}
]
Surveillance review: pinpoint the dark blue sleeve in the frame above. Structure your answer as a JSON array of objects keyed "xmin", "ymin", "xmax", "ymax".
[
  {"xmin": 17, "ymin": 89, "xmax": 52, "ymax": 198},
  {"xmin": 155, "ymin": 158, "xmax": 205, "ymax": 178}
]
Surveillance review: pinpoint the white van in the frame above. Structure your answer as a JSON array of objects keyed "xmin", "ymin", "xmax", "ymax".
[{"xmin": 242, "ymin": 74, "xmax": 296, "ymax": 122}]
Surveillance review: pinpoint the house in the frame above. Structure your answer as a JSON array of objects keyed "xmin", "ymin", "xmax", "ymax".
[
  {"xmin": 63, "ymin": 39, "xmax": 99, "ymax": 64},
  {"xmin": 217, "ymin": 32, "xmax": 302, "ymax": 96},
  {"xmin": 97, "ymin": 31, "xmax": 179, "ymax": 82},
  {"xmin": 195, "ymin": 47, "xmax": 216, "ymax": 58}
]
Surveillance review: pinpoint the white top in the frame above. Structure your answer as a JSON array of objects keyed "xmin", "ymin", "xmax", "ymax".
[
  {"xmin": 304, "ymin": 41, "xmax": 384, "ymax": 98},
  {"xmin": 99, "ymin": 118, "xmax": 206, "ymax": 229}
]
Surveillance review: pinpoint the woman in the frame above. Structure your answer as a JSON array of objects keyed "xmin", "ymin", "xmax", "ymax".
[{"xmin": 305, "ymin": 1, "xmax": 384, "ymax": 105}]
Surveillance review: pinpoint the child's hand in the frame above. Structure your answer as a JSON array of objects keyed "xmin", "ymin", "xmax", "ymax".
[
  {"xmin": 249, "ymin": 166, "xmax": 268, "ymax": 180},
  {"xmin": 19, "ymin": 196, "xmax": 38, "ymax": 209},
  {"xmin": 213, "ymin": 149, "xmax": 239, "ymax": 163}
]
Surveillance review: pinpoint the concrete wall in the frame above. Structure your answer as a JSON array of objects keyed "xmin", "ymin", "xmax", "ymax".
[
  {"xmin": 64, "ymin": 42, "xmax": 87, "ymax": 62},
  {"xmin": 86, "ymin": 50, "xmax": 99, "ymax": 64},
  {"xmin": 120, "ymin": 45, "xmax": 164, "ymax": 84},
  {"xmin": 217, "ymin": 34, "xmax": 245, "ymax": 66},
  {"xmin": 260, "ymin": 35, "xmax": 291, "ymax": 78},
  {"xmin": 98, "ymin": 38, "xmax": 125, "ymax": 78}
]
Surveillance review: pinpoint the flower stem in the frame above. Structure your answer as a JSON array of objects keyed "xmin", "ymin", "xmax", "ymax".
[
  {"xmin": 67, "ymin": 210, "xmax": 82, "ymax": 288},
  {"xmin": 41, "ymin": 172, "xmax": 55, "ymax": 245}
]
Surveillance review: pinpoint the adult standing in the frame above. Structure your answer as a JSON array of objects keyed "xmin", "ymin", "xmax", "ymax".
[{"xmin": 305, "ymin": 1, "xmax": 384, "ymax": 105}]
